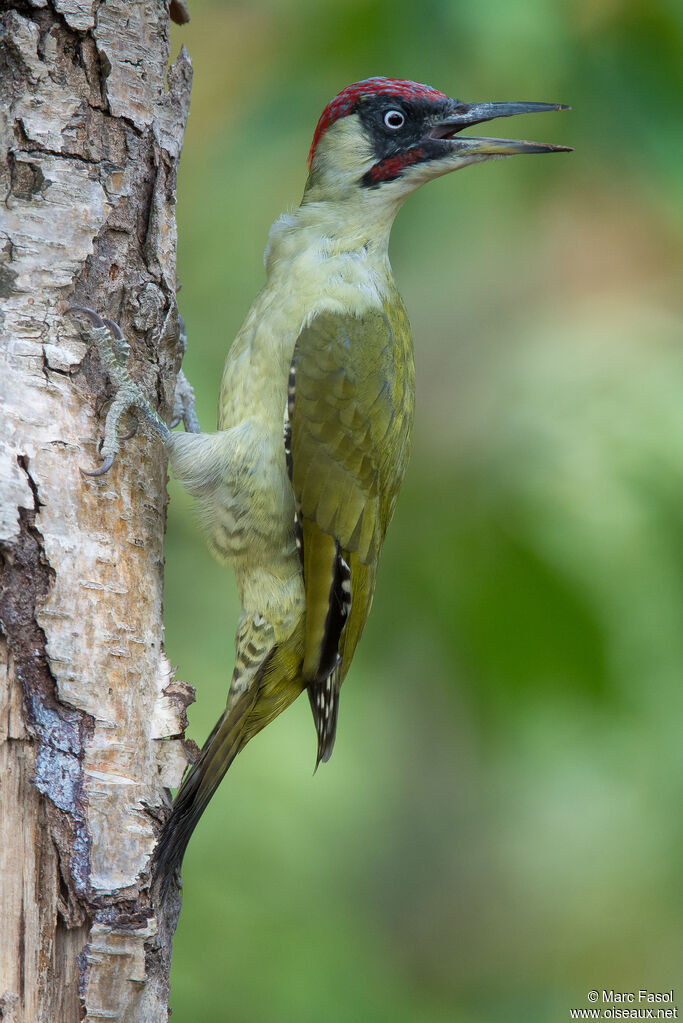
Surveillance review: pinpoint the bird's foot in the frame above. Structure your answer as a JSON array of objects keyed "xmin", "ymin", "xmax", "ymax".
[
  {"xmin": 69, "ymin": 306, "xmax": 171, "ymax": 476},
  {"xmin": 170, "ymin": 368, "xmax": 200, "ymax": 434},
  {"xmin": 168, "ymin": 314, "xmax": 200, "ymax": 434}
]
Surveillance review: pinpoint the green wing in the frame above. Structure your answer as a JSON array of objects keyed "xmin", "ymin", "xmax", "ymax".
[{"xmin": 287, "ymin": 304, "xmax": 414, "ymax": 763}]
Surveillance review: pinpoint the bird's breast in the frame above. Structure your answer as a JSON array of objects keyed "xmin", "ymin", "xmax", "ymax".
[{"xmin": 218, "ymin": 246, "xmax": 393, "ymax": 434}]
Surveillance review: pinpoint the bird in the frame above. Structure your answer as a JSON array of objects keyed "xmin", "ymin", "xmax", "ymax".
[{"xmin": 70, "ymin": 77, "xmax": 569, "ymax": 892}]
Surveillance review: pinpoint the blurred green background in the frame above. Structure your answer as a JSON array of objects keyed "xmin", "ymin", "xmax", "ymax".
[{"xmin": 164, "ymin": 1, "xmax": 683, "ymax": 1020}]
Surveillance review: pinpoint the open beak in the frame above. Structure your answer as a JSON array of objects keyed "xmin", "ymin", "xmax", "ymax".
[{"xmin": 429, "ymin": 99, "xmax": 572, "ymax": 156}]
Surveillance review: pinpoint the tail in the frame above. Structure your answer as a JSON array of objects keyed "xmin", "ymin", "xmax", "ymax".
[{"xmin": 153, "ymin": 686, "xmax": 256, "ymax": 895}]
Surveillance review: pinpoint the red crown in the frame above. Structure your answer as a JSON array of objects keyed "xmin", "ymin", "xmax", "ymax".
[{"xmin": 307, "ymin": 77, "xmax": 447, "ymax": 169}]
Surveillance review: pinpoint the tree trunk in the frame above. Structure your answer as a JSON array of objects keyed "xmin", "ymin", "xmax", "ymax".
[{"xmin": 0, "ymin": 3, "xmax": 193, "ymax": 1019}]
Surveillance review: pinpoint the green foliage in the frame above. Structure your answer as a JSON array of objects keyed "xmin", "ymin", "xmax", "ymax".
[{"xmin": 165, "ymin": 2, "xmax": 683, "ymax": 1019}]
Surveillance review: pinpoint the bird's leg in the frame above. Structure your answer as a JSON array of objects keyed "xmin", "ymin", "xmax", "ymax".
[
  {"xmin": 170, "ymin": 369, "xmax": 200, "ymax": 434},
  {"xmin": 68, "ymin": 306, "xmax": 199, "ymax": 475},
  {"xmin": 168, "ymin": 313, "xmax": 201, "ymax": 435}
]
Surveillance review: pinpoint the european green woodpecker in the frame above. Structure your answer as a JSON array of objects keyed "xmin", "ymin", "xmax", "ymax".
[{"xmin": 71, "ymin": 77, "xmax": 569, "ymax": 890}]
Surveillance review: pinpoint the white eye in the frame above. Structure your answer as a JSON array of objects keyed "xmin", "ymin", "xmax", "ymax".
[{"xmin": 383, "ymin": 109, "xmax": 405, "ymax": 130}]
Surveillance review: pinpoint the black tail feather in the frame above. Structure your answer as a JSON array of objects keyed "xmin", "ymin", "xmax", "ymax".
[{"xmin": 307, "ymin": 663, "xmax": 340, "ymax": 769}]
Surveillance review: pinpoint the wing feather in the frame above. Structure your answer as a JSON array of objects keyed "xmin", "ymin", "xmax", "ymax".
[{"xmin": 286, "ymin": 304, "xmax": 415, "ymax": 762}]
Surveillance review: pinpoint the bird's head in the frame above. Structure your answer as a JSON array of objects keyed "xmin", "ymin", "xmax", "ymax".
[{"xmin": 304, "ymin": 77, "xmax": 570, "ymax": 205}]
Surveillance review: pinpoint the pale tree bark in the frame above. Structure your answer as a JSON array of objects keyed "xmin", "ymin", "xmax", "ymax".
[{"xmin": 0, "ymin": 2, "xmax": 194, "ymax": 1020}]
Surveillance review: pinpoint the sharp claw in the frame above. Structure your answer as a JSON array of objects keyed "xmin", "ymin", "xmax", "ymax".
[
  {"xmin": 169, "ymin": 415, "xmax": 182, "ymax": 429},
  {"xmin": 80, "ymin": 455, "xmax": 115, "ymax": 478},
  {"xmin": 101, "ymin": 317, "xmax": 125, "ymax": 340},
  {"xmin": 67, "ymin": 306, "xmax": 106, "ymax": 328},
  {"xmin": 69, "ymin": 307, "xmax": 125, "ymax": 343}
]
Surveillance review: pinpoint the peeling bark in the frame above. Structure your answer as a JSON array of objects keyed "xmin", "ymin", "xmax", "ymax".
[{"xmin": 0, "ymin": 2, "xmax": 193, "ymax": 1019}]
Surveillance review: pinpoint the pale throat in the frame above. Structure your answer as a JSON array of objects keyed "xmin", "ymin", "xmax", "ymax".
[{"xmin": 264, "ymin": 190, "xmax": 402, "ymax": 281}]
